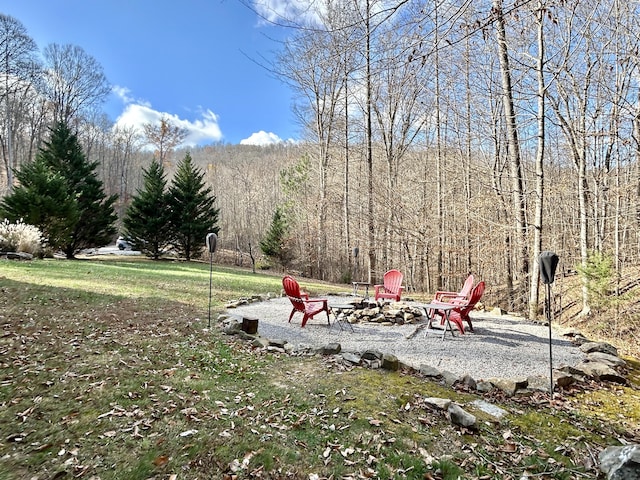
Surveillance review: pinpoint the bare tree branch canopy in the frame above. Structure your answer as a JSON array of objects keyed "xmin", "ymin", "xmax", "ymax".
[
  {"xmin": 0, "ymin": 13, "xmax": 41, "ymax": 192},
  {"xmin": 142, "ymin": 116, "xmax": 188, "ymax": 164},
  {"xmin": 42, "ymin": 43, "xmax": 111, "ymax": 125},
  {"xmin": 0, "ymin": 14, "xmax": 39, "ymax": 81}
]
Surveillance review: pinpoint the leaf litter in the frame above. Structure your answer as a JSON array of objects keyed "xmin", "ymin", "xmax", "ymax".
[{"xmin": 1, "ymin": 271, "xmax": 638, "ymax": 479}]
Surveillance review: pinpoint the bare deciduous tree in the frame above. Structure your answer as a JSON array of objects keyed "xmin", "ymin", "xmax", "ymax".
[
  {"xmin": 492, "ymin": 0, "xmax": 529, "ymax": 310},
  {"xmin": 0, "ymin": 13, "xmax": 40, "ymax": 193},
  {"xmin": 528, "ymin": 0, "xmax": 548, "ymax": 320},
  {"xmin": 42, "ymin": 43, "xmax": 111, "ymax": 125},
  {"xmin": 142, "ymin": 116, "xmax": 188, "ymax": 165}
]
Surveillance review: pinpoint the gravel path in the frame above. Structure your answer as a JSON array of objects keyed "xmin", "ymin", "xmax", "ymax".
[{"xmin": 225, "ymin": 296, "xmax": 585, "ymax": 381}]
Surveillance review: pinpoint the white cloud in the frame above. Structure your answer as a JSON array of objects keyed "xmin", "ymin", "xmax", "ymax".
[
  {"xmin": 112, "ymin": 85, "xmax": 135, "ymax": 105},
  {"xmin": 253, "ymin": 0, "xmax": 324, "ymax": 25},
  {"xmin": 176, "ymin": 109, "xmax": 223, "ymax": 146},
  {"xmin": 252, "ymin": 0, "xmax": 396, "ymax": 28},
  {"xmin": 240, "ymin": 131, "xmax": 284, "ymax": 146},
  {"xmin": 114, "ymin": 103, "xmax": 159, "ymax": 129},
  {"xmin": 112, "ymin": 89, "xmax": 223, "ymax": 147}
]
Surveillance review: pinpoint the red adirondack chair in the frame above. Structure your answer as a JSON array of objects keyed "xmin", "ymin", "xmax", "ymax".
[
  {"xmin": 438, "ymin": 281, "xmax": 485, "ymax": 333},
  {"xmin": 282, "ymin": 275, "xmax": 330, "ymax": 328},
  {"xmin": 374, "ymin": 269, "xmax": 404, "ymax": 302},
  {"xmin": 433, "ymin": 274, "xmax": 474, "ymax": 304}
]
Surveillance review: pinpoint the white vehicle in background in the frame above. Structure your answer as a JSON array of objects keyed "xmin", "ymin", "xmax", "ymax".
[{"xmin": 116, "ymin": 236, "xmax": 132, "ymax": 250}]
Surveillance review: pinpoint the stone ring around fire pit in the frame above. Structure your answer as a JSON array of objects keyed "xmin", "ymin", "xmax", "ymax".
[{"xmin": 331, "ymin": 298, "xmax": 427, "ymax": 326}]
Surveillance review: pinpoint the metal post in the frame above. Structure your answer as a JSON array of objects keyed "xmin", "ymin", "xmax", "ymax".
[
  {"xmin": 546, "ymin": 282, "xmax": 553, "ymax": 396},
  {"xmin": 539, "ymin": 251, "xmax": 559, "ymax": 401},
  {"xmin": 206, "ymin": 233, "xmax": 218, "ymax": 328},
  {"xmin": 208, "ymin": 252, "xmax": 213, "ymax": 328},
  {"xmin": 353, "ymin": 246, "xmax": 359, "ymax": 283}
]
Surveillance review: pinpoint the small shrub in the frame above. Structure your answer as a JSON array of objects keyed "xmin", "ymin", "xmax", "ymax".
[
  {"xmin": 0, "ymin": 219, "xmax": 45, "ymax": 255},
  {"xmin": 576, "ymin": 250, "xmax": 614, "ymax": 311},
  {"xmin": 340, "ymin": 269, "xmax": 352, "ymax": 284},
  {"xmin": 256, "ymin": 258, "xmax": 272, "ymax": 270}
]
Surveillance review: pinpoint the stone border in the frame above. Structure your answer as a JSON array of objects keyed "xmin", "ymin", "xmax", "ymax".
[{"xmin": 217, "ymin": 294, "xmax": 632, "ymax": 398}]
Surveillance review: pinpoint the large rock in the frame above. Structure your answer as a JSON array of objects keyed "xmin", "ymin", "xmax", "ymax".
[
  {"xmin": 223, "ymin": 321, "xmax": 242, "ymax": 335},
  {"xmin": 269, "ymin": 338, "xmax": 288, "ymax": 349},
  {"xmin": 493, "ymin": 379, "xmax": 518, "ymax": 396},
  {"xmin": 448, "ymin": 403, "xmax": 477, "ymax": 428},
  {"xmin": 587, "ymin": 352, "xmax": 627, "ymax": 368},
  {"xmin": 381, "ymin": 353, "xmax": 399, "ymax": 371},
  {"xmin": 441, "ymin": 370, "xmax": 462, "ymax": 386},
  {"xmin": 424, "ymin": 397, "xmax": 451, "ymax": 410},
  {"xmin": 573, "ymin": 361, "xmax": 627, "ymax": 384},
  {"xmin": 419, "ymin": 365, "xmax": 442, "ymax": 378},
  {"xmin": 476, "ymin": 381, "xmax": 495, "ymax": 393},
  {"xmin": 252, "ymin": 337, "xmax": 270, "ymax": 348},
  {"xmin": 553, "ymin": 370, "xmax": 577, "ymax": 388},
  {"xmin": 362, "ymin": 350, "xmax": 383, "ymax": 361},
  {"xmin": 320, "ymin": 343, "xmax": 342, "ymax": 355},
  {"xmin": 486, "ymin": 377, "xmax": 528, "ymax": 397},
  {"xmin": 599, "ymin": 444, "xmax": 640, "ymax": 479},
  {"xmin": 342, "ymin": 352, "xmax": 362, "ymax": 365},
  {"xmin": 558, "ymin": 364, "xmax": 588, "ymax": 380},
  {"xmin": 579, "ymin": 341, "xmax": 619, "ymax": 357},
  {"xmin": 527, "ymin": 375, "xmax": 552, "ymax": 392},
  {"xmin": 460, "ymin": 374, "xmax": 477, "ymax": 390}
]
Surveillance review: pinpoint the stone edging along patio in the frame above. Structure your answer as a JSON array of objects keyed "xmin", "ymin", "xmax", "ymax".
[{"xmin": 216, "ymin": 294, "xmax": 633, "ymax": 399}]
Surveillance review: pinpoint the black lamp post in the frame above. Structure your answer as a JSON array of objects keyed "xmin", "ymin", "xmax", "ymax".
[
  {"xmin": 539, "ymin": 250, "xmax": 559, "ymax": 397},
  {"xmin": 353, "ymin": 246, "xmax": 359, "ymax": 281},
  {"xmin": 206, "ymin": 233, "xmax": 218, "ymax": 328}
]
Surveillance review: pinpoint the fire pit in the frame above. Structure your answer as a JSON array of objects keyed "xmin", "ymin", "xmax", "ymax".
[{"xmin": 331, "ymin": 299, "xmax": 426, "ymax": 325}]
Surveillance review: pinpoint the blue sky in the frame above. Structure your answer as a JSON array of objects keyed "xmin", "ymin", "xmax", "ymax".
[{"xmin": 0, "ymin": 0, "xmax": 300, "ymax": 146}]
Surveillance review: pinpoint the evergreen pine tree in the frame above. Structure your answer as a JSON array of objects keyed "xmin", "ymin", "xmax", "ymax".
[
  {"xmin": 0, "ymin": 158, "xmax": 80, "ymax": 251},
  {"xmin": 259, "ymin": 206, "xmax": 289, "ymax": 263},
  {"xmin": 167, "ymin": 152, "xmax": 219, "ymax": 261},
  {"xmin": 122, "ymin": 159, "xmax": 172, "ymax": 259},
  {"xmin": 27, "ymin": 122, "xmax": 117, "ymax": 258}
]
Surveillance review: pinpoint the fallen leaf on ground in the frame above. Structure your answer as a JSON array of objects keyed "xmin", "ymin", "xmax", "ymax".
[{"xmin": 153, "ymin": 455, "xmax": 169, "ymax": 466}]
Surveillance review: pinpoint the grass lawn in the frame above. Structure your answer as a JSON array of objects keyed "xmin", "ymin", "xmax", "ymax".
[{"xmin": 1, "ymin": 257, "xmax": 639, "ymax": 479}]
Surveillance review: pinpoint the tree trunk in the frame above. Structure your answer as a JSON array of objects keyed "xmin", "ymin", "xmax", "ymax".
[
  {"xmin": 343, "ymin": 58, "xmax": 352, "ymax": 281},
  {"xmin": 365, "ymin": 0, "xmax": 376, "ymax": 284},
  {"xmin": 435, "ymin": 3, "xmax": 444, "ymax": 290},
  {"xmin": 494, "ymin": 0, "xmax": 529, "ymax": 310},
  {"xmin": 529, "ymin": 0, "xmax": 546, "ymax": 321}
]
